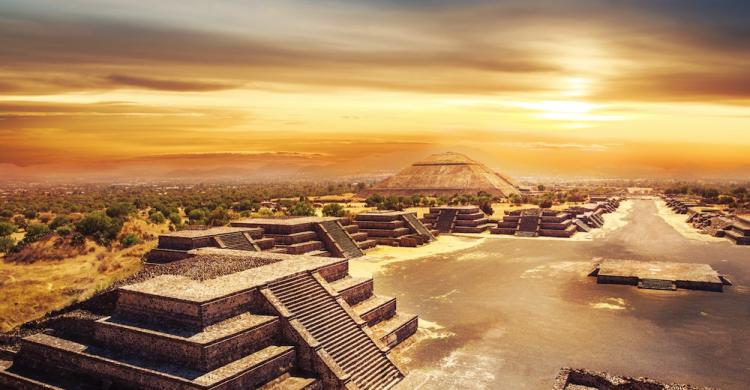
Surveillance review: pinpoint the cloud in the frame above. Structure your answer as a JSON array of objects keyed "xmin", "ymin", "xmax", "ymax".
[{"xmin": 106, "ymin": 74, "xmax": 240, "ymax": 92}]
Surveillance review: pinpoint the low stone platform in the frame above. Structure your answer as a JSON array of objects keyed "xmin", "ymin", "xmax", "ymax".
[
  {"xmin": 231, "ymin": 217, "xmax": 367, "ymax": 258},
  {"xmin": 422, "ymin": 206, "xmax": 492, "ymax": 234},
  {"xmin": 553, "ymin": 367, "xmax": 717, "ymax": 389},
  {"xmin": 353, "ymin": 211, "xmax": 435, "ymax": 247},
  {"xmin": 590, "ymin": 259, "xmax": 731, "ymax": 292},
  {"xmin": 146, "ymin": 226, "xmax": 274, "ymax": 263}
]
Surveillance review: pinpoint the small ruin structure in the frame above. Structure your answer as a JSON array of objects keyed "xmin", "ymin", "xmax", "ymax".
[
  {"xmin": 146, "ymin": 226, "xmax": 275, "ymax": 263},
  {"xmin": 590, "ymin": 259, "xmax": 731, "ymax": 292},
  {"xmin": 352, "ymin": 211, "xmax": 436, "ymax": 247},
  {"xmin": 553, "ymin": 367, "xmax": 717, "ymax": 389},
  {"xmin": 420, "ymin": 206, "xmax": 493, "ymax": 234}
]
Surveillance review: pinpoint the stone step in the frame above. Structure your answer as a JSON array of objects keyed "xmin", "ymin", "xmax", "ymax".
[
  {"xmin": 353, "ymin": 295, "xmax": 397, "ymax": 327},
  {"xmin": 358, "ymin": 239, "xmax": 378, "ymax": 250},
  {"xmin": 354, "ymin": 220, "xmax": 406, "ymax": 230},
  {"xmin": 350, "ymin": 232, "xmax": 369, "ymax": 242},
  {"xmin": 15, "ymin": 333, "xmax": 296, "ymax": 390},
  {"xmin": 274, "ymin": 240, "xmax": 325, "ymax": 255},
  {"xmin": 306, "ymin": 250, "xmax": 332, "ymax": 257},
  {"xmin": 93, "ymin": 312, "xmax": 279, "ymax": 371},
  {"xmin": 265, "ymin": 231, "xmax": 320, "ymax": 245},
  {"xmin": 370, "ymin": 312, "xmax": 418, "ymax": 349},
  {"xmin": 358, "ymin": 228, "xmax": 411, "ymax": 238},
  {"xmin": 0, "ymin": 358, "xmax": 96, "ymax": 389},
  {"xmin": 330, "ymin": 277, "xmax": 374, "ymax": 306},
  {"xmin": 259, "ymin": 374, "xmax": 321, "ymax": 390}
]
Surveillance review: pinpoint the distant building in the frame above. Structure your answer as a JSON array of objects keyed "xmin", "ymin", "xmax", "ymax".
[{"xmin": 360, "ymin": 152, "xmax": 522, "ymax": 197}]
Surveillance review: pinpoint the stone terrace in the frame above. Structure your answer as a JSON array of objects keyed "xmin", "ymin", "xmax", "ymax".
[
  {"xmin": 147, "ymin": 226, "xmax": 275, "ymax": 263},
  {"xmin": 422, "ymin": 206, "xmax": 493, "ymax": 234},
  {"xmin": 353, "ymin": 211, "xmax": 436, "ymax": 247},
  {"xmin": 0, "ymin": 249, "xmax": 417, "ymax": 390}
]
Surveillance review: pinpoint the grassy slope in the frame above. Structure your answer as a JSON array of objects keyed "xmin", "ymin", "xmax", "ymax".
[{"xmin": 0, "ymin": 217, "xmax": 168, "ymax": 333}]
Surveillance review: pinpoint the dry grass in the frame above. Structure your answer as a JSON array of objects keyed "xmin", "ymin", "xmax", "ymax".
[{"xmin": 0, "ymin": 217, "xmax": 169, "ymax": 332}]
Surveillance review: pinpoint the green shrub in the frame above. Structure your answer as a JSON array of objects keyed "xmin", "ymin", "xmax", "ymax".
[
  {"xmin": 168, "ymin": 212, "xmax": 182, "ymax": 225},
  {"xmin": 120, "ymin": 233, "xmax": 141, "ymax": 247},
  {"xmin": 188, "ymin": 209, "xmax": 208, "ymax": 225},
  {"xmin": 289, "ymin": 201, "xmax": 315, "ymax": 216},
  {"xmin": 149, "ymin": 211, "xmax": 166, "ymax": 224},
  {"xmin": 24, "ymin": 223, "xmax": 51, "ymax": 242},
  {"xmin": 0, "ymin": 221, "xmax": 17, "ymax": 236},
  {"xmin": 0, "ymin": 209, "xmax": 13, "ymax": 218},
  {"xmin": 55, "ymin": 225, "xmax": 73, "ymax": 236},
  {"xmin": 0, "ymin": 236, "xmax": 15, "ymax": 252},
  {"xmin": 23, "ymin": 210, "xmax": 37, "ymax": 219},
  {"xmin": 76, "ymin": 211, "xmax": 123, "ymax": 244},
  {"xmin": 49, "ymin": 215, "xmax": 71, "ymax": 230},
  {"xmin": 13, "ymin": 216, "xmax": 27, "ymax": 230},
  {"xmin": 207, "ymin": 207, "xmax": 230, "ymax": 226},
  {"xmin": 257, "ymin": 207, "xmax": 274, "ymax": 217},
  {"xmin": 70, "ymin": 232, "xmax": 86, "ymax": 246},
  {"xmin": 106, "ymin": 202, "xmax": 134, "ymax": 218},
  {"xmin": 322, "ymin": 203, "xmax": 346, "ymax": 217}
]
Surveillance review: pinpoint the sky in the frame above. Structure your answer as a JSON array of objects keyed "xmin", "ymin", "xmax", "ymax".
[{"xmin": 1, "ymin": 0, "xmax": 750, "ymax": 182}]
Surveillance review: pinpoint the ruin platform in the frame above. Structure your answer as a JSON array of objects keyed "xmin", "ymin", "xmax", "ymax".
[
  {"xmin": 553, "ymin": 367, "xmax": 717, "ymax": 389},
  {"xmin": 591, "ymin": 259, "xmax": 730, "ymax": 292}
]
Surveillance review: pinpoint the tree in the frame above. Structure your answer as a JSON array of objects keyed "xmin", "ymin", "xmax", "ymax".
[
  {"xmin": 76, "ymin": 211, "xmax": 122, "ymax": 244},
  {"xmin": 207, "ymin": 207, "xmax": 230, "ymax": 226},
  {"xmin": 24, "ymin": 223, "xmax": 51, "ymax": 243},
  {"xmin": 539, "ymin": 199, "xmax": 553, "ymax": 208},
  {"xmin": 0, "ymin": 221, "xmax": 16, "ymax": 236},
  {"xmin": 0, "ymin": 236, "xmax": 14, "ymax": 253},
  {"xmin": 322, "ymin": 203, "xmax": 346, "ymax": 217},
  {"xmin": 120, "ymin": 233, "xmax": 141, "ymax": 247},
  {"xmin": 508, "ymin": 193, "xmax": 522, "ymax": 205},
  {"xmin": 49, "ymin": 215, "xmax": 71, "ymax": 230},
  {"xmin": 168, "ymin": 212, "xmax": 182, "ymax": 226},
  {"xmin": 289, "ymin": 201, "xmax": 316, "ymax": 216},
  {"xmin": 188, "ymin": 209, "xmax": 208, "ymax": 224},
  {"xmin": 13, "ymin": 216, "xmax": 27, "ymax": 230},
  {"xmin": 149, "ymin": 211, "xmax": 166, "ymax": 224},
  {"xmin": 537, "ymin": 184, "xmax": 545, "ymax": 191},
  {"xmin": 106, "ymin": 202, "xmax": 134, "ymax": 218}
]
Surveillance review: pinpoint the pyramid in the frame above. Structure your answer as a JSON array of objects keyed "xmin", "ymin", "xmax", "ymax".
[{"xmin": 362, "ymin": 152, "xmax": 521, "ymax": 197}]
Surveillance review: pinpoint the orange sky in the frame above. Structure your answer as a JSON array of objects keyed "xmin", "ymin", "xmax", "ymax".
[{"xmin": 2, "ymin": 1, "xmax": 750, "ymax": 181}]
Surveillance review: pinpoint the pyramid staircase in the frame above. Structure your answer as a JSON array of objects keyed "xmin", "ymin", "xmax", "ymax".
[
  {"xmin": 214, "ymin": 231, "xmax": 260, "ymax": 251},
  {"xmin": 435, "ymin": 209, "xmax": 458, "ymax": 233},
  {"xmin": 316, "ymin": 220, "xmax": 365, "ymax": 258},
  {"xmin": 341, "ymin": 222, "xmax": 378, "ymax": 251},
  {"xmin": 268, "ymin": 274, "xmax": 402, "ymax": 389},
  {"xmin": 401, "ymin": 213, "xmax": 435, "ymax": 242}
]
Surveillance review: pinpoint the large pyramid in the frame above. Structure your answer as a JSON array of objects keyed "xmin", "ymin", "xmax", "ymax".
[{"xmin": 362, "ymin": 152, "xmax": 522, "ymax": 197}]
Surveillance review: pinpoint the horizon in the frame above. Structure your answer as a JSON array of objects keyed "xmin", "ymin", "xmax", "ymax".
[{"xmin": 2, "ymin": 0, "xmax": 750, "ymax": 181}]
